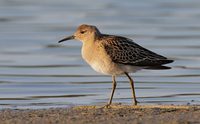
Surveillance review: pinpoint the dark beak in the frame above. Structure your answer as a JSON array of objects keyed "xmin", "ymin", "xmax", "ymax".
[{"xmin": 58, "ymin": 35, "xmax": 75, "ymax": 43}]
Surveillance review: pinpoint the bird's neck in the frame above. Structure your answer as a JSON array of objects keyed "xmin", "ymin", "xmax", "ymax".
[
  {"xmin": 81, "ymin": 42, "xmax": 96, "ymax": 64},
  {"xmin": 81, "ymin": 33, "xmax": 102, "ymax": 63}
]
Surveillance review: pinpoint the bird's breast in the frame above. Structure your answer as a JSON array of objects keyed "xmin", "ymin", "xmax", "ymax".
[
  {"xmin": 81, "ymin": 44, "xmax": 106, "ymax": 73},
  {"xmin": 81, "ymin": 44, "xmax": 125, "ymax": 75},
  {"xmin": 81, "ymin": 44, "xmax": 95, "ymax": 64}
]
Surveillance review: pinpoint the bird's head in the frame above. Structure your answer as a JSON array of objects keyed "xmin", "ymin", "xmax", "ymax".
[{"xmin": 58, "ymin": 24, "xmax": 101, "ymax": 43}]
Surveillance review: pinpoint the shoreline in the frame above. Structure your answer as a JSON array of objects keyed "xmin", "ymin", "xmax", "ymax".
[{"xmin": 0, "ymin": 105, "xmax": 200, "ymax": 124}]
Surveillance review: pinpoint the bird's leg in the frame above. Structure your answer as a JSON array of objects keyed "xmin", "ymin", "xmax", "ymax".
[
  {"xmin": 125, "ymin": 72, "xmax": 138, "ymax": 105},
  {"xmin": 105, "ymin": 75, "xmax": 117, "ymax": 108}
]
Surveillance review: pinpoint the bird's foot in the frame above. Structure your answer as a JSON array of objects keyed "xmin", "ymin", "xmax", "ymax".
[
  {"xmin": 102, "ymin": 104, "xmax": 112, "ymax": 108},
  {"xmin": 133, "ymin": 100, "xmax": 139, "ymax": 105}
]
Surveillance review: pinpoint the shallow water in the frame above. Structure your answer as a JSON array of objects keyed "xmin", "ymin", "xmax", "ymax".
[{"xmin": 0, "ymin": 0, "xmax": 200, "ymax": 109}]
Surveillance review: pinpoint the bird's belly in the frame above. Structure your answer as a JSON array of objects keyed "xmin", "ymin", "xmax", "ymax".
[
  {"xmin": 89, "ymin": 61, "xmax": 122, "ymax": 75},
  {"xmin": 88, "ymin": 60, "xmax": 141, "ymax": 75}
]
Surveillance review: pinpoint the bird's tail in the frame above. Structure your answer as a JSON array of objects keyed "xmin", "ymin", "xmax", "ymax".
[{"xmin": 145, "ymin": 65, "xmax": 172, "ymax": 70}]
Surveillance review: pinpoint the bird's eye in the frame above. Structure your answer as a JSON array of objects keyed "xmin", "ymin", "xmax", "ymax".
[{"xmin": 80, "ymin": 30, "xmax": 86, "ymax": 34}]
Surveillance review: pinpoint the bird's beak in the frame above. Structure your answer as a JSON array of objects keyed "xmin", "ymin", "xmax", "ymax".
[{"xmin": 58, "ymin": 35, "xmax": 75, "ymax": 43}]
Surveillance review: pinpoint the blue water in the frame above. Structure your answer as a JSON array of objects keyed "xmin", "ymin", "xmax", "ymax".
[{"xmin": 0, "ymin": 0, "xmax": 200, "ymax": 109}]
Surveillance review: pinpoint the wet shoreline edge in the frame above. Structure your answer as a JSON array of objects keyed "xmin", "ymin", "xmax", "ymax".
[{"xmin": 1, "ymin": 105, "xmax": 200, "ymax": 124}]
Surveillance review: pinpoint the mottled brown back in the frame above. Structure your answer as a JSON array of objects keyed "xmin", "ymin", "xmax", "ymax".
[{"xmin": 99, "ymin": 34, "xmax": 173, "ymax": 67}]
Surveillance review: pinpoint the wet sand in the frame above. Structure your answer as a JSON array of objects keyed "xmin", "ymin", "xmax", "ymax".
[{"xmin": 0, "ymin": 105, "xmax": 200, "ymax": 124}]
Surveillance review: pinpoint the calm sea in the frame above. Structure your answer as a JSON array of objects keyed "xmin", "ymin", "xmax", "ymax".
[{"xmin": 0, "ymin": 0, "xmax": 200, "ymax": 109}]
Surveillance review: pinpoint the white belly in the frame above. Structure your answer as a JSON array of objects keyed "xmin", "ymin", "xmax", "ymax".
[
  {"xmin": 90, "ymin": 60, "xmax": 115, "ymax": 75},
  {"xmin": 89, "ymin": 60, "xmax": 142, "ymax": 75}
]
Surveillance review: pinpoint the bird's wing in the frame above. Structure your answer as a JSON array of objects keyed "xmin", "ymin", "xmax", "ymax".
[{"xmin": 101, "ymin": 35, "xmax": 173, "ymax": 66}]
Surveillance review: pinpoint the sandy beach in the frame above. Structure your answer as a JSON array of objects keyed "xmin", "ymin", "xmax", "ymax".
[{"xmin": 0, "ymin": 105, "xmax": 200, "ymax": 124}]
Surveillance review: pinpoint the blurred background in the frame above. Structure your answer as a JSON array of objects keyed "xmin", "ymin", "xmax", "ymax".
[{"xmin": 0, "ymin": 0, "xmax": 200, "ymax": 109}]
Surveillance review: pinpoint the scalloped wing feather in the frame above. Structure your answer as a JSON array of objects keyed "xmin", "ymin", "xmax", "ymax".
[{"xmin": 100, "ymin": 35, "xmax": 173, "ymax": 66}]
